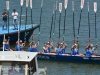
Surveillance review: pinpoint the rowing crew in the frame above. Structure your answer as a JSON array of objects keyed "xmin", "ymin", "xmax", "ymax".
[{"xmin": 3, "ymin": 39, "xmax": 99, "ymax": 57}]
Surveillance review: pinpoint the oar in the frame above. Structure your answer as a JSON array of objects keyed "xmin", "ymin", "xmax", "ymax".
[
  {"xmin": 20, "ymin": 0, "xmax": 24, "ymax": 27},
  {"xmin": 94, "ymin": 2, "xmax": 98, "ymax": 53},
  {"xmin": 52, "ymin": 1, "xmax": 57, "ymax": 41},
  {"xmin": 6, "ymin": 1, "xmax": 10, "ymax": 39},
  {"xmin": 72, "ymin": 1, "xmax": 75, "ymax": 43},
  {"xmin": 18, "ymin": 21, "xmax": 20, "ymax": 47},
  {"xmin": 63, "ymin": 0, "xmax": 68, "ymax": 43},
  {"xmin": 30, "ymin": 0, "xmax": 33, "ymax": 27},
  {"xmin": 58, "ymin": 3, "xmax": 62, "ymax": 43},
  {"xmin": 87, "ymin": 2, "xmax": 90, "ymax": 43},
  {"xmin": 24, "ymin": 0, "xmax": 29, "ymax": 40},
  {"xmin": 77, "ymin": 0, "xmax": 84, "ymax": 42},
  {"xmin": 38, "ymin": 0, "xmax": 43, "ymax": 41},
  {"xmin": 49, "ymin": 5, "xmax": 55, "ymax": 42},
  {"xmin": 30, "ymin": 0, "xmax": 34, "ymax": 41}
]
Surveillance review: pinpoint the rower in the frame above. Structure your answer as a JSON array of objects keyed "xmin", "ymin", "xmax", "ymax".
[
  {"xmin": 31, "ymin": 41, "xmax": 39, "ymax": 52},
  {"xmin": 4, "ymin": 39, "xmax": 12, "ymax": 51},
  {"xmin": 28, "ymin": 42, "xmax": 33, "ymax": 52},
  {"xmin": 71, "ymin": 44, "xmax": 84, "ymax": 56},
  {"xmin": 15, "ymin": 40, "xmax": 25, "ymax": 51},
  {"xmin": 85, "ymin": 44, "xmax": 91, "ymax": 57},
  {"xmin": 46, "ymin": 41, "xmax": 53, "ymax": 53},
  {"xmin": 42, "ymin": 43, "xmax": 49, "ymax": 54},
  {"xmin": 71, "ymin": 44, "xmax": 79, "ymax": 56},
  {"xmin": 85, "ymin": 44, "xmax": 95, "ymax": 57},
  {"xmin": 54, "ymin": 43, "xmax": 61, "ymax": 55},
  {"xmin": 19, "ymin": 40, "xmax": 25, "ymax": 51},
  {"xmin": 90, "ymin": 44, "xmax": 94, "ymax": 56},
  {"xmin": 15, "ymin": 41, "xmax": 20, "ymax": 51},
  {"xmin": 61, "ymin": 43, "xmax": 67, "ymax": 54}
]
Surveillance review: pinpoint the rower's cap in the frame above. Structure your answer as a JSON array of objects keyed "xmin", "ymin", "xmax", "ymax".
[
  {"xmin": 60, "ymin": 43, "xmax": 63, "ymax": 44},
  {"xmin": 75, "ymin": 43, "xmax": 77, "ymax": 46},
  {"xmin": 91, "ymin": 44, "xmax": 93, "ymax": 47},
  {"xmin": 20, "ymin": 40, "xmax": 22, "ymax": 42}
]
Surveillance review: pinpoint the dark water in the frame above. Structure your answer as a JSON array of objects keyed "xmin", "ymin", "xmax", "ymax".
[{"xmin": 0, "ymin": 0, "xmax": 100, "ymax": 75}]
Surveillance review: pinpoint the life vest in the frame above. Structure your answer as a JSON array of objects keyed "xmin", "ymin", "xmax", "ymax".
[{"xmin": 4, "ymin": 44, "xmax": 9, "ymax": 51}]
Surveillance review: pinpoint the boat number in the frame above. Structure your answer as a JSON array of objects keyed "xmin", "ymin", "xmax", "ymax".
[{"xmin": 38, "ymin": 55, "xmax": 50, "ymax": 59}]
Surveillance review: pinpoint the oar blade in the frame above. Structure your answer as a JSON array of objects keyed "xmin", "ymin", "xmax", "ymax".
[
  {"xmin": 80, "ymin": 0, "xmax": 84, "ymax": 9},
  {"xmin": 59, "ymin": 3, "xmax": 62, "ymax": 13},
  {"xmin": 64, "ymin": 0, "xmax": 68, "ymax": 9},
  {"xmin": 41, "ymin": 0, "xmax": 43, "ymax": 7},
  {"xmin": 72, "ymin": 1, "xmax": 74, "ymax": 11},
  {"xmin": 94, "ymin": 2, "xmax": 97, "ymax": 12},
  {"xmin": 20, "ymin": 0, "xmax": 24, "ymax": 6},
  {"xmin": 87, "ymin": 2, "xmax": 89, "ymax": 12},
  {"xmin": 30, "ymin": 0, "xmax": 32, "ymax": 8},
  {"xmin": 6, "ymin": 1, "xmax": 9, "ymax": 10},
  {"xmin": 26, "ymin": 0, "xmax": 29, "ymax": 7}
]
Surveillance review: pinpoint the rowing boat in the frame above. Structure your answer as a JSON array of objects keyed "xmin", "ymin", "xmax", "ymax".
[{"xmin": 37, "ymin": 53, "xmax": 100, "ymax": 64}]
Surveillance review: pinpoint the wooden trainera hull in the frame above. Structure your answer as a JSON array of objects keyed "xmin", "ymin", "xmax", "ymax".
[{"xmin": 37, "ymin": 54, "xmax": 100, "ymax": 64}]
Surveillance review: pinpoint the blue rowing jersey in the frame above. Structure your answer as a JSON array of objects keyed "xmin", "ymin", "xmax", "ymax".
[
  {"xmin": 91, "ymin": 49, "xmax": 95, "ymax": 56},
  {"xmin": 86, "ymin": 49, "xmax": 91, "ymax": 57},
  {"xmin": 61, "ymin": 48, "xmax": 66, "ymax": 54},
  {"xmin": 43, "ymin": 50, "xmax": 48, "ymax": 53},
  {"xmin": 4, "ymin": 44, "xmax": 9, "ymax": 51},
  {"xmin": 33, "ymin": 48, "xmax": 38, "ymax": 52},
  {"xmin": 71, "ymin": 49, "xmax": 79, "ymax": 56},
  {"xmin": 71, "ymin": 49, "xmax": 75, "ymax": 56},
  {"xmin": 28, "ymin": 46, "xmax": 33, "ymax": 52},
  {"xmin": 56, "ymin": 48, "xmax": 61, "ymax": 55},
  {"xmin": 15, "ymin": 45, "xmax": 20, "ymax": 51},
  {"xmin": 48, "ymin": 47, "xmax": 51, "ymax": 53}
]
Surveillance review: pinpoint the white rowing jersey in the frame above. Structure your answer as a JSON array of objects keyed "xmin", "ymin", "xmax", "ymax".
[{"xmin": 12, "ymin": 12, "xmax": 18, "ymax": 19}]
